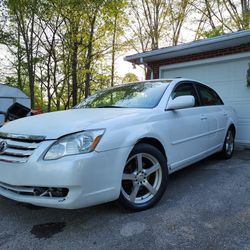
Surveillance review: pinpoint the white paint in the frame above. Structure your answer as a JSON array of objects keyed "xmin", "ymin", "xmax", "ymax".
[
  {"xmin": 160, "ymin": 52, "xmax": 250, "ymax": 145},
  {"xmin": 0, "ymin": 79, "xmax": 237, "ymax": 209}
]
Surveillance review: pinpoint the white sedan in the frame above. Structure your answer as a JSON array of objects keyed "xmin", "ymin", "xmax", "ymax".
[{"xmin": 0, "ymin": 79, "xmax": 237, "ymax": 211}]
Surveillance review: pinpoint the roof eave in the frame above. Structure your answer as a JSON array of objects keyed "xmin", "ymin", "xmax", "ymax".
[{"xmin": 124, "ymin": 29, "xmax": 250, "ymax": 64}]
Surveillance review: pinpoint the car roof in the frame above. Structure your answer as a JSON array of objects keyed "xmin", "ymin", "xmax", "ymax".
[{"xmin": 124, "ymin": 78, "xmax": 205, "ymax": 85}]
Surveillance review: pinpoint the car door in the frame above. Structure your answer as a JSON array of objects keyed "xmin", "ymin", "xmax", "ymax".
[
  {"xmin": 165, "ymin": 82, "xmax": 209, "ymax": 171},
  {"xmin": 195, "ymin": 83, "xmax": 227, "ymax": 149}
]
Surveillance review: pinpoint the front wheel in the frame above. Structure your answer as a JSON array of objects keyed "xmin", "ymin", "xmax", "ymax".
[
  {"xmin": 118, "ymin": 144, "xmax": 168, "ymax": 211},
  {"xmin": 220, "ymin": 127, "xmax": 235, "ymax": 159}
]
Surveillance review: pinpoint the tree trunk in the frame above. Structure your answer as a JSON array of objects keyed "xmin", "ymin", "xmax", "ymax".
[
  {"xmin": 111, "ymin": 14, "xmax": 117, "ymax": 87},
  {"xmin": 72, "ymin": 40, "xmax": 78, "ymax": 106},
  {"xmin": 17, "ymin": 26, "xmax": 22, "ymax": 90},
  {"xmin": 84, "ymin": 16, "xmax": 96, "ymax": 98},
  {"xmin": 241, "ymin": 0, "xmax": 250, "ymax": 28}
]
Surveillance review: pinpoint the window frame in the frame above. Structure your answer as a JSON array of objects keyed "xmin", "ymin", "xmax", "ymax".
[
  {"xmin": 194, "ymin": 82, "xmax": 224, "ymax": 106},
  {"xmin": 170, "ymin": 81, "xmax": 202, "ymax": 108}
]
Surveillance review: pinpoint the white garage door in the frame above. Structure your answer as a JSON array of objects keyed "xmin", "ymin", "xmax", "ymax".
[{"xmin": 160, "ymin": 52, "xmax": 250, "ymax": 146}]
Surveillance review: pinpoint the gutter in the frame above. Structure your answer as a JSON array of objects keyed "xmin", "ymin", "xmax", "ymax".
[{"xmin": 124, "ymin": 29, "xmax": 250, "ymax": 64}]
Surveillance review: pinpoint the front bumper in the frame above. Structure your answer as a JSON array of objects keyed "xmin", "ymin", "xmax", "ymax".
[{"xmin": 0, "ymin": 144, "xmax": 132, "ymax": 209}]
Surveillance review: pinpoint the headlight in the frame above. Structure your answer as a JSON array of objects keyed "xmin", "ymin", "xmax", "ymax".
[{"xmin": 44, "ymin": 129, "xmax": 105, "ymax": 160}]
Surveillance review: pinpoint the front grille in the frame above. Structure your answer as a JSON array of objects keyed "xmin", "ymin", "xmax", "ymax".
[{"xmin": 0, "ymin": 133, "xmax": 45, "ymax": 163}]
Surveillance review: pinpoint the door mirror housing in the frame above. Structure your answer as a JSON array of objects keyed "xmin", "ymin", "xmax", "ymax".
[{"xmin": 166, "ymin": 95, "xmax": 195, "ymax": 110}]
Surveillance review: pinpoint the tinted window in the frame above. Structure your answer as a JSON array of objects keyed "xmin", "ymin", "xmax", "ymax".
[
  {"xmin": 197, "ymin": 85, "xmax": 223, "ymax": 106},
  {"xmin": 171, "ymin": 82, "xmax": 199, "ymax": 106}
]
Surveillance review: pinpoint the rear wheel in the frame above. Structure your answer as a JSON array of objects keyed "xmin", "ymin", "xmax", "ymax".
[
  {"xmin": 119, "ymin": 144, "xmax": 168, "ymax": 211},
  {"xmin": 220, "ymin": 127, "xmax": 235, "ymax": 159}
]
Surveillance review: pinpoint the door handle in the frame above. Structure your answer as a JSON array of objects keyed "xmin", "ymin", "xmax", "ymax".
[{"xmin": 223, "ymin": 112, "xmax": 228, "ymax": 117}]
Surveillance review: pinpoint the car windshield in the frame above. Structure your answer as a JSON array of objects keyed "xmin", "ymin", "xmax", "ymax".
[{"xmin": 77, "ymin": 81, "xmax": 171, "ymax": 109}]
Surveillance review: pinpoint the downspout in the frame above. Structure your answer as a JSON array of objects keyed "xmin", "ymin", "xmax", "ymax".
[{"xmin": 139, "ymin": 57, "xmax": 153, "ymax": 79}]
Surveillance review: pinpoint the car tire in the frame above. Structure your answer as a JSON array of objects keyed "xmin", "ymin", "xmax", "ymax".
[
  {"xmin": 118, "ymin": 143, "xmax": 168, "ymax": 211},
  {"xmin": 220, "ymin": 127, "xmax": 235, "ymax": 159}
]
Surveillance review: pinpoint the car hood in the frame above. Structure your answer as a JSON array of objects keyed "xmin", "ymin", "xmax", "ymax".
[{"xmin": 0, "ymin": 108, "xmax": 150, "ymax": 139}]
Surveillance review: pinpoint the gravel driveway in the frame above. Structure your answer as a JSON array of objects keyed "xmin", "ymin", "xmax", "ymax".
[{"xmin": 0, "ymin": 150, "xmax": 250, "ymax": 250}]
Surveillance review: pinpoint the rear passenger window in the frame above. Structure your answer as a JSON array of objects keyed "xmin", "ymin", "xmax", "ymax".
[
  {"xmin": 197, "ymin": 85, "xmax": 223, "ymax": 106},
  {"xmin": 171, "ymin": 82, "xmax": 199, "ymax": 106}
]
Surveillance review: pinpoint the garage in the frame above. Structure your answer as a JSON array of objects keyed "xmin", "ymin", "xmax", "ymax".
[{"xmin": 125, "ymin": 30, "xmax": 250, "ymax": 146}]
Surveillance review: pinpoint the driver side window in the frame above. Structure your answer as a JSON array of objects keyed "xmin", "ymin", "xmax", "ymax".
[{"xmin": 171, "ymin": 82, "xmax": 199, "ymax": 107}]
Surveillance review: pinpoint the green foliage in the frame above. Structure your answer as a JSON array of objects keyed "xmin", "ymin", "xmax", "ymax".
[
  {"xmin": 0, "ymin": 0, "xmax": 129, "ymax": 110},
  {"xmin": 122, "ymin": 73, "xmax": 139, "ymax": 83},
  {"xmin": 199, "ymin": 26, "xmax": 225, "ymax": 39}
]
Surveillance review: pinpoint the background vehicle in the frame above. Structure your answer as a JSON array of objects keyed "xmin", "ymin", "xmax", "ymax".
[{"xmin": 0, "ymin": 79, "xmax": 237, "ymax": 211}]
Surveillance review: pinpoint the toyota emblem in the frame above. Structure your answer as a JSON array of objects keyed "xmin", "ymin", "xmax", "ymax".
[{"xmin": 0, "ymin": 141, "xmax": 7, "ymax": 153}]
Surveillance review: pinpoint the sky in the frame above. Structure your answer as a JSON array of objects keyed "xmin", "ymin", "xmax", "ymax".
[
  {"xmin": 0, "ymin": 45, "xmax": 12, "ymax": 80},
  {"xmin": 116, "ymin": 53, "xmax": 145, "ymax": 80}
]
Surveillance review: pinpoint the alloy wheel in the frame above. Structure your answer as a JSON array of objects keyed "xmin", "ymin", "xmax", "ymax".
[
  {"xmin": 121, "ymin": 153, "xmax": 162, "ymax": 204},
  {"xmin": 225, "ymin": 129, "xmax": 234, "ymax": 155}
]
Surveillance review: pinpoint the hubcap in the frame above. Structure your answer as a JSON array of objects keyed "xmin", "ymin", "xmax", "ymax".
[
  {"xmin": 225, "ymin": 130, "xmax": 234, "ymax": 155},
  {"xmin": 121, "ymin": 153, "xmax": 162, "ymax": 204}
]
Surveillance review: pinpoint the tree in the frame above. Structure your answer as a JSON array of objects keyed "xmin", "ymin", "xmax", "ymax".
[
  {"xmin": 7, "ymin": 0, "xmax": 41, "ymax": 108},
  {"xmin": 122, "ymin": 73, "xmax": 139, "ymax": 83},
  {"xmin": 0, "ymin": 1, "xmax": 8, "ymax": 41},
  {"xmin": 192, "ymin": 0, "xmax": 250, "ymax": 39},
  {"xmin": 127, "ymin": 0, "xmax": 169, "ymax": 52},
  {"xmin": 108, "ymin": 0, "xmax": 128, "ymax": 87},
  {"xmin": 167, "ymin": 0, "xmax": 192, "ymax": 45}
]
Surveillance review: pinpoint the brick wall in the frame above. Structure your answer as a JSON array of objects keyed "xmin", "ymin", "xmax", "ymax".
[{"xmin": 146, "ymin": 43, "xmax": 250, "ymax": 80}]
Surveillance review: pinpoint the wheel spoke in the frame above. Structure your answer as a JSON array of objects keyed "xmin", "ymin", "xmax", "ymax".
[
  {"xmin": 129, "ymin": 183, "xmax": 140, "ymax": 202},
  {"xmin": 143, "ymin": 180, "xmax": 157, "ymax": 195},
  {"xmin": 226, "ymin": 130, "xmax": 234, "ymax": 154},
  {"xmin": 122, "ymin": 173, "xmax": 136, "ymax": 181},
  {"xmin": 136, "ymin": 154, "xmax": 143, "ymax": 171},
  {"xmin": 122, "ymin": 152, "xmax": 163, "ymax": 205},
  {"xmin": 144, "ymin": 163, "xmax": 160, "ymax": 177}
]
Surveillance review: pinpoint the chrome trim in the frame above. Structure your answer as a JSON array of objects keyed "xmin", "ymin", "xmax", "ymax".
[
  {"xmin": 0, "ymin": 139, "xmax": 39, "ymax": 149},
  {"xmin": 0, "ymin": 133, "xmax": 43, "ymax": 163},
  {"xmin": 0, "ymin": 132, "xmax": 45, "ymax": 141},
  {"xmin": 4, "ymin": 148, "xmax": 33, "ymax": 156},
  {"xmin": 0, "ymin": 182, "xmax": 35, "ymax": 193},
  {"xmin": 0, "ymin": 155, "xmax": 29, "ymax": 163}
]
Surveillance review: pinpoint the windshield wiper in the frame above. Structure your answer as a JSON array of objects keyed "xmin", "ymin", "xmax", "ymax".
[{"xmin": 96, "ymin": 105, "xmax": 123, "ymax": 108}]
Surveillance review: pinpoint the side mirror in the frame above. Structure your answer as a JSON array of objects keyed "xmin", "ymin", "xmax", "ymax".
[{"xmin": 166, "ymin": 95, "xmax": 195, "ymax": 110}]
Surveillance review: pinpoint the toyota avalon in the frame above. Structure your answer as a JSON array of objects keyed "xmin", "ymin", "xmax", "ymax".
[{"xmin": 0, "ymin": 79, "xmax": 237, "ymax": 211}]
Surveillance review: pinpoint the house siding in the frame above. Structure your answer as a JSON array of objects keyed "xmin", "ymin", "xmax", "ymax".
[{"xmin": 146, "ymin": 43, "xmax": 250, "ymax": 80}]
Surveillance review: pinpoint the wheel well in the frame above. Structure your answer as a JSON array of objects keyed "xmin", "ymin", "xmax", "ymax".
[
  {"xmin": 229, "ymin": 124, "xmax": 236, "ymax": 136},
  {"xmin": 135, "ymin": 137, "xmax": 167, "ymax": 159}
]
